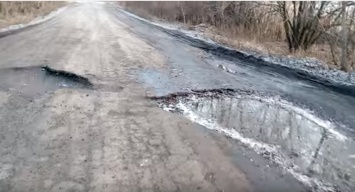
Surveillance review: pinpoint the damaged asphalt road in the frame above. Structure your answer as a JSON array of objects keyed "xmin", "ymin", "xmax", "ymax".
[
  {"xmin": 0, "ymin": 2, "xmax": 354, "ymax": 192},
  {"xmin": 0, "ymin": 66, "xmax": 93, "ymax": 98}
]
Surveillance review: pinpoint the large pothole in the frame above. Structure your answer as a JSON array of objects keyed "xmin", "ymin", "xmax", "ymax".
[
  {"xmin": 152, "ymin": 89, "xmax": 355, "ymax": 192},
  {"xmin": 0, "ymin": 66, "xmax": 93, "ymax": 97}
]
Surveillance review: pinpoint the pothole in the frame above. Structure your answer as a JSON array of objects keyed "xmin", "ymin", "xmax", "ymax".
[
  {"xmin": 152, "ymin": 89, "xmax": 355, "ymax": 192},
  {"xmin": 0, "ymin": 66, "xmax": 93, "ymax": 97}
]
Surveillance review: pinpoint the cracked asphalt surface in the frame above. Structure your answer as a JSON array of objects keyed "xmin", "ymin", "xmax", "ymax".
[
  {"xmin": 0, "ymin": 2, "xmax": 354, "ymax": 192},
  {"xmin": 0, "ymin": 3, "xmax": 252, "ymax": 192}
]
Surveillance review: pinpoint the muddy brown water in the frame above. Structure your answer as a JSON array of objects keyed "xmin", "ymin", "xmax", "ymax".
[
  {"xmin": 0, "ymin": 66, "xmax": 93, "ymax": 98},
  {"xmin": 154, "ymin": 91, "xmax": 355, "ymax": 192}
]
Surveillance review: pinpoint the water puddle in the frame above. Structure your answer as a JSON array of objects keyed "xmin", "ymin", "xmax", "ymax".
[
  {"xmin": 153, "ymin": 90, "xmax": 355, "ymax": 192},
  {"xmin": 0, "ymin": 66, "xmax": 93, "ymax": 98}
]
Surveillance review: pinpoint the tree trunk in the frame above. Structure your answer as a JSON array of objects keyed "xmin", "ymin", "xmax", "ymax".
[
  {"xmin": 278, "ymin": 2, "xmax": 328, "ymax": 53},
  {"xmin": 340, "ymin": 1, "xmax": 348, "ymax": 71},
  {"xmin": 180, "ymin": 2, "xmax": 186, "ymax": 24}
]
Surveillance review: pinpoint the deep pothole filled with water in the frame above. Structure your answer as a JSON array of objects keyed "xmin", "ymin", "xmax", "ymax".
[
  {"xmin": 152, "ymin": 90, "xmax": 355, "ymax": 192},
  {"xmin": 0, "ymin": 66, "xmax": 93, "ymax": 98}
]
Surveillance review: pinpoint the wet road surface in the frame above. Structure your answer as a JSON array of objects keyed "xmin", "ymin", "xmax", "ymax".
[
  {"xmin": 0, "ymin": 2, "xmax": 251, "ymax": 192},
  {"xmin": 154, "ymin": 90, "xmax": 355, "ymax": 191},
  {"xmin": 112, "ymin": 5, "xmax": 355, "ymax": 192},
  {"xmin": 0, "ymin": 2, "xmax": 354, "ymax": 192}
]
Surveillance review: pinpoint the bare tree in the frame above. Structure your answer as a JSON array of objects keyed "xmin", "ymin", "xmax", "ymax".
[
  {"xmin": 341, "ymin": 1, "xmax": 348, "ymax": 71},
  {"xmin": 179, "ymin": 2, "xmax": 186, "ymax": 24},
  {"xmin": 123, "ymin": 1, "xmax": 355, "ymax": 71},
  {"xmin": 277, "ymin": 1, "xmax": 330, "ymax": 52}
]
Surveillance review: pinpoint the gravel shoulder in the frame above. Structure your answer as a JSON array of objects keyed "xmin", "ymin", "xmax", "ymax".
[
  {"xmin": 119, "ymin": 8, "xmax": 355, "ymax": 92},
  {"xmin": 112, "ymin": 5, "xmax": 355, "ymax": 192},
  {"xmin": 2, "ymin": 2, "xmax": 351, "ymax": 192}
]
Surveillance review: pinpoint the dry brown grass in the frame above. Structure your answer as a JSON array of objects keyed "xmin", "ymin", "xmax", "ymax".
[
  {"xmin": 122, "ymin": 1, "xmax": 355, "ymax": 71},
  {"xmin": 0, "ymin": 2, "xmax": 65, "ymax": 29},
  {"xmin": 204, "ymin": 28, "xmax": 340, "ymax": 70}
]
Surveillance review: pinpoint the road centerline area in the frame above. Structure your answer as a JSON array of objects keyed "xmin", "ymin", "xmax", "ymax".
[{"xmin": 0, "ymin": 2, "xmax": 354, "ymax": 192}]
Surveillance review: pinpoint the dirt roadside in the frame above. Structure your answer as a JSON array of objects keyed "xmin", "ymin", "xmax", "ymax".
[
  {"xmin": 0, "ymin": 2, "xmax": 65, "ymax": 29},
  {"xmin": 0, "ymin": 3, "xmax": 252, "ymax": 192}
]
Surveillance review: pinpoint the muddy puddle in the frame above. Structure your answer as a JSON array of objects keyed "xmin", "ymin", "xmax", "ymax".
[
  {"xmin": 153, "ymin": 90, "xmax": 355, "ymax": 192},
  {"xmin": 0, "ymin": 66, "xmax": 93, "ymax": 98}
]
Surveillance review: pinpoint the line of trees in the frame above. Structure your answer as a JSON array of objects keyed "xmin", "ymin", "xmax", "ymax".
[
  {"xmin": 277, "ymin": 1, "xmax": 355, "ymax": 71},
  {"xmin": 122, "ymin": 1, "xmax": 355, "ymax": 72}
]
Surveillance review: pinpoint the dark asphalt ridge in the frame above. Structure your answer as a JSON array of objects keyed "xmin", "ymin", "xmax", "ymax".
[
  {"xmin": 0, "ymin": 4, "xmax": 72, "ymax": 39},
  {"xmin": 2, "ymin": 6, "xmax": 354, "ymax": 97},
  {"xmin": 0, "ymin": 3, "xmax": 286, "ymax": 192},
  {"xmin": 149, "ymin": 88, "xmax": 272, "ymax": 100},
  {"xmin": 111, "ymin": 7, "xmax": 355, "ymax": 191},
  {"xmin": 164, "ymin": 29, "xmax": 355, "ymax": 98},
  {"xmin": 42, "ymin": 66, "xmax": 93, "ymax": 89},
  {"xmin": 117, "ymin": 7, "xmax": 355, "ymax": 98},
  {"xmin": 113, "ymin": 7, "xmax": 355, "ymax": 136},
  {"xmin": 152, "ymin": 89, "xmax": 355, "ymax": 192},
  {"xmin": 0, "ymin": 66, "xmax": 93, "ymax": 98},
  {"xmin": 0, "ymin": 24, "xmax": 39, "ymax": 39},
  {"xmin": 0, "ymin": 14, "xmax": 59, "ymax": 39}
]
